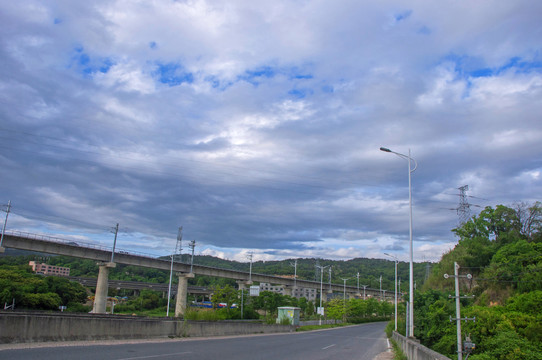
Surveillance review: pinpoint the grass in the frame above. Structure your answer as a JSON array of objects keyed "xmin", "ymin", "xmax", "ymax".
[{"xmin": 390, "ymin": 338, "xmax": 407, "ymax": 360}]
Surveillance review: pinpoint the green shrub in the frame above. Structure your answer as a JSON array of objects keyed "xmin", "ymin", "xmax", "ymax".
[
  {"xmin": 67, "ymin": 303, "xmax": 91, "ymax": 313},
  {"xmin": 385, "ymin": 320, "xmax": 394, "ymax": 338}
]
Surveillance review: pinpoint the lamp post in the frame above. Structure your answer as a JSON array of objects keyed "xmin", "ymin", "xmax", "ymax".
[
  {"xmin": 290, "ymin": 259, "xmax": 298, "ymax": 288},
  {"xmin": 316, "ymin": 265, "xmax": 329, "ymax": 325},
  {"xmin": 380, "ymin": 146, "xmax": 417, "ymax": 337},
  {"xmin": 341, "ymin": 278, "xmax": 350, "ymax": 321},
  {"xmin": 357, "ymin": 272, "xmax": 360, "ymax": 295},
  {"xmin": 341, "ymin": 278, "xmax": 350, "ymax": 303},
  {"xmin": 384, "ymin": 253, "xmax": 398, "ymax": 331},
  {"xmin": 247, "ymin": 252, "xmax": 253, "ymax": 283}
]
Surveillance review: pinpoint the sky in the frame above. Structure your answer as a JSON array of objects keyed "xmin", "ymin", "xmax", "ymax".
[{"xmin": 0, "ymin": 0, "xmax": 541, "ymax": 264}]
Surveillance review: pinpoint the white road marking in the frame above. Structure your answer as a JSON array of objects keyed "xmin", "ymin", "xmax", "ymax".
[
  {"xmin": 322, "ymin": 344, "xmax": 336, "ymax": 350},
  {"xmin": 117, "ymin": 351, "xmax": 192, "ymax": 360}
]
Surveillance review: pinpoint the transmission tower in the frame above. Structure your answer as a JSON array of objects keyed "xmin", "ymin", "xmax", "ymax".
[{"xmin": 457, "ymin": 185, "xmax": 471, "ymax": 225}]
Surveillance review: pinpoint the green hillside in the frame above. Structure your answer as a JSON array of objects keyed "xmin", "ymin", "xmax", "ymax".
[{"xmin": 412, "ymin": 202, "xmax": 542, "ymax": 360}]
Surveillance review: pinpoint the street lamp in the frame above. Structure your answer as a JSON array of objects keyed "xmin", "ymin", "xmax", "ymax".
[
  {"xmin": 356, "ymin": 272, "xmax": 360, "ymax": 294},
  {"xmin": 341, "ymin": 278, "xmax": 350, "ymax": 321},
  {"xmin": 341, "ymin": 278, "xmax": 350, "ymax": 304},
  {"xmin": 361, "ymin": 285, "xmax": 368, "ymax": 300},
  {"xmin": 316, "ymin": 265, "xmax": 329, "ymax": 325},
  {"xmin": 380, "ymin": 146, "xmax": 417, "ymax": 337},
  {"xmin": 384, "ymin": 252, "xmax": 398, "ymax": 331}
]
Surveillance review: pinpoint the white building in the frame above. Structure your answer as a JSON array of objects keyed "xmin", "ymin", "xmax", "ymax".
[{"xmin": 259, "ymin": 282, "xmax": 317, "ymax": 301}]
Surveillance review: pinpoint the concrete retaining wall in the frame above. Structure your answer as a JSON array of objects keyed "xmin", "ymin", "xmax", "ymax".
[
  {"xmin": 0, "ymin": 312, "xmax": 293, "ymax": 344},
  {"xmin": 392, "ymin": 332, "xmax": 451, "ymax": 360}
]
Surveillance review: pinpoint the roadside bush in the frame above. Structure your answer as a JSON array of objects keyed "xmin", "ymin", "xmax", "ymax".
[
  {"xmin": 67, "ymin": 303, "xmax": 91, "ymax": 313},
  {"xmin": 348, "ymin": 316, "xmax": 391, "ymax": 324},
  {"xmin": 21, "ymin": 292, "xmax": 61, "ymax": 310}
]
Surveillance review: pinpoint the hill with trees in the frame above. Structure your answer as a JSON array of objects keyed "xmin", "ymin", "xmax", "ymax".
[{"xmin": 411, "ymin": 202, "xmax": 542, "ymax": 360}]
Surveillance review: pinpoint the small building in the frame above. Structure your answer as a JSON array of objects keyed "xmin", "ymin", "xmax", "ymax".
[
  {"xmin": 259, "ymin": 282, "xmax": 317, "ymax": 301},
  {"xmin": 28, "ymin": 261, "xmax": 70, "ymax": 277},
  {"xmin": 277, "ymin": 306, "xmax": 301, "ymax": 325}
]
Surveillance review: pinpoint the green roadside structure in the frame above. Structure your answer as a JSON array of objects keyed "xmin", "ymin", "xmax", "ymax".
[{"xmin": 277, "ymin": 306, "xmax": 301, "ymax": 325}]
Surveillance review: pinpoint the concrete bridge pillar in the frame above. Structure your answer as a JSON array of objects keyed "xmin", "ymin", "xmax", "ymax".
[
  {"xmin": 283, "ymin": 285, "xmax": 293, "ymax": 297},
  {"xmin": 92, "ymin": 262, "xmax": 116, "ymax": 314},
  {"xmin": 175, "ymin": 272, "xmax": 194, "ymax": 317}
]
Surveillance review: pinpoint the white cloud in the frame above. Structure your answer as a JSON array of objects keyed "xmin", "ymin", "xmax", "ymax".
[
  {"xmin": 0, "ymin": 0, "xmax": 540, "ymax": 265},
  {"xmin": 95, "ymin": 62, "xmax": 156, "ymax": 94}
]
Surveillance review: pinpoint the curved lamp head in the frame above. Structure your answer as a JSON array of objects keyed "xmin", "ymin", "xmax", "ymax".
[{"xmin": 380, "ymin": 147, "xmax": 392, "ymax": 152}]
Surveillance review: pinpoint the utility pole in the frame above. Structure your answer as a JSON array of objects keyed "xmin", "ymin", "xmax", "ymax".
[
  {"xmin": 444, "ymin": 262, "xmax": 475, "ymax": 360},
  {"xmin": 110, "ymin": 223, "xmax": 119, "ymax": 263},
  {"xmin": 188, "ymin": 240, "xmax": 196, "ymax": 273},
  {"xmin": 361, "ymin": 285, "xmax": 368, "ymax": 300},
  {"xmin": 0, "ymin": 200, "xmax": 11, "ymax": 252},
  {"xmin": 167, "ymin": 226, "xmax": 182, "ymax": 317},
  {"xmin": 328, "ymin": 266, "xmax": 332, "ymax": 293},
  {"xmin": 379, "ymin": 275, "xmax": 382, "ymax": 301}
]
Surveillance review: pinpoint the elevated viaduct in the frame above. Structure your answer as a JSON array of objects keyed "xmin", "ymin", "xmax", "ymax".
[{"xmin": 1, "ymin": 231, "xmax": 389, "ymax": 316}]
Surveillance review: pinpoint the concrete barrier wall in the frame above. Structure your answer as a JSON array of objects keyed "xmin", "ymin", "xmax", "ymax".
[
  {"xmin": 299, "ymin": 319, "xmax": 341, "ymax": 326},
  {"xmin": 392, "ymin": 332, "xmax": 451, "ymax": 360},
  {"xmin": 0, "ymin": 312, "xmax": 293, "ymax": 344}
]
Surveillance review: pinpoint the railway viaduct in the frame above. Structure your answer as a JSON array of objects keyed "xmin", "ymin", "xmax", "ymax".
[{"xmin": 1, "ymin": 231, "xmax": 387, "ymax": 316}]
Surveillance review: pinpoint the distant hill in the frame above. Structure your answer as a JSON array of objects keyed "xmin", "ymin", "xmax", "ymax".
[{"xmin": 173, "ymin": 254, "xmax": 430, "ymax": 291}]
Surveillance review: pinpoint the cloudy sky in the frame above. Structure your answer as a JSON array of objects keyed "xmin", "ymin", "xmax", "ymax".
[{"xmin": 1, "ymin": 1, "xmax": 541, "ymax": 263}]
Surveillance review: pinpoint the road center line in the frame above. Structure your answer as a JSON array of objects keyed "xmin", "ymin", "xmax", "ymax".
[{"xmin": 322, "ymin": 344, "xmax": 336, "ymax": 350}]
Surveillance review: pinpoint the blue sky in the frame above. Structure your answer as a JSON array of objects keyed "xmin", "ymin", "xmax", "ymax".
[{"xmin": 0, "ymin": 0, "xmax": 541, "ymax": 264}]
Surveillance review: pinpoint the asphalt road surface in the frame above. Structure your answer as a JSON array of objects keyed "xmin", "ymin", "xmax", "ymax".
[{"xmin": 0, "ymin": 322, "xmax": 390, "ymax": 360}]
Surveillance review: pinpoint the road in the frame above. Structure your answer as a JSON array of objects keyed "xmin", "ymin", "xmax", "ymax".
[{"xmin": 0, "ymin": 322, "xmax": 390, "ymax": 360}]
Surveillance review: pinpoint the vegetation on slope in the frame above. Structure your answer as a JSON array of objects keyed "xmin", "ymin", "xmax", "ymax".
[
  {"xmin": 0, "ymin": 265, "xmax": 87, "ymax": 311},
  {"xmin": 412, "ymin": 202, "xmax": 542, "ymax": 360}
]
